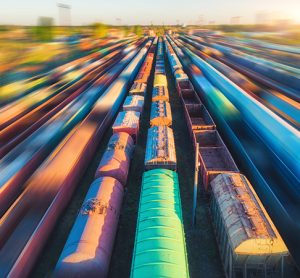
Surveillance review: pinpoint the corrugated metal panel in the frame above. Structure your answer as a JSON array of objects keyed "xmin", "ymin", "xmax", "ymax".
[
  {"xmin": 131, "ymin": 169, "xmax": 189, "ymax": 278},
  {"xmin": 144, "ymin": 126, "xmax": 176, "ymax": 170},
  {"xmin": 211, "ymin": 173, "xmax": 288, "ymax": 255},
  {"xmin": 150, "ymin": 100, "xmax": 172, "ymax": 127}
]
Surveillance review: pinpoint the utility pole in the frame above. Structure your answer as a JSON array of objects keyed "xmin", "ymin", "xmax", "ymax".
[
  {"xmin": 116, "ymin": 18, "xmax": 122, "ymax": 26},
  {"xmin": 57, "ymin": 2, "xmax": 71, "ymax": 26},
  {"xmin": 198, "ymin": 14, "xmax": 204, "ymax": 26}
]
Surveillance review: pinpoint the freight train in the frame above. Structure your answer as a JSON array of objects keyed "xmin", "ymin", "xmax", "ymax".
[
  {"xmin": 53, "ymin": 39, "xmax": 155, "ymax": 278},
  {"xmin": 166, "ymin": 35, "xmax": 289, "ymax": 277}
]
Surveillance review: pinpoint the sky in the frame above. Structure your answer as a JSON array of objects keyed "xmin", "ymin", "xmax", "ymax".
[{"xmin": 0, "ymin": 0, "xmax": 299, "ymax": 26}]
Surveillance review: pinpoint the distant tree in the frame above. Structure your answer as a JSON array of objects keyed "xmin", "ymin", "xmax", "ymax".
[
  {"xmin": 123, "ymin": 26, "xmax": 132, "ymax": 36},
  {"xmin": 0, "ymin": 25, "xmax": 8, "ymax": 33},
  {"xmin": 133, "ymin": 25, "xmax": 143, "ymax": 37},
  {"xmin": 35, "ymin": 17, "xmax": 54, "ymax": 41},
  {"xmin": 92, "ymin": 22, "xmax": 108, "ymax": 38}
]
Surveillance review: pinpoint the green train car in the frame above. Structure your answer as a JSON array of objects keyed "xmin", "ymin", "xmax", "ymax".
[{"xmin": 131, "ymin": 169, "xmax": 189, "ymax": 278}]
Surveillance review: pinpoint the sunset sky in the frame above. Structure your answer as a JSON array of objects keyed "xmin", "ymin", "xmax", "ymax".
[{"xmin": 1, "ymin": 0, "xmax": 299, "ymax": 25}]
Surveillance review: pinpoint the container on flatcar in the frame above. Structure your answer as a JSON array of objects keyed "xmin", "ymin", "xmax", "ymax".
[
  {"xmin": 95, "ymin": 132, "xmax": 134, "ymax": 185},
  {"xmin": 150, "ymin": 100, "xmax": 172, "ymax": 127},
  {"xmin": 122, "ymin": 95, "xmax": 144, "ymax": 113},
  {"xmin": 130, "ymin": 169, "xmax": 189, "ymax": 278},
  {"xmin": 54, "ymin": 177, "xmax": 124, "ymax": 278},
  {"xmin": 195, "ymin": 130, "xmax": 239, "ymax": 190},
  {"xmin": 112, "ymin": 111, "xmax": 140, "ymax": 142},
  {"xmin": 129, "ymin": 82, "xmax": 147, "ymax": 96},
  {"xmin": 210, "ymin": 173, "xmax": 288, "ymax": 278},
  {"xmin": 152, "ymin": 86, "xmax": 169, "ymax": 102},
  {"xmin": 144, "ymin": 126, "xmax": 176, "ymax": 170}
]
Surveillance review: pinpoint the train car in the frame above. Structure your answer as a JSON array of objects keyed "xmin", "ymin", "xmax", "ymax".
[
  {"xmin": 112, "ymin": 111, "xmax": 140, "ymax": 142},
  {"xmin": 144, "ymin": 126, "xmax": 176, "ymax": 170},
  {"xmin": 152, "ymin": 86, "xmax": 169, "ymax": 102},
  {"xmin": 135, "ymin": 71, "xmax": 149, "ymax": 83},
  {"xmin": 150, "ymin": 100, "xmax": 172, "ymax": 127},
  {"xmin": 130, "ymin": 169, "xmax": 189, "ymax": 277},
  {"xmin": 154, "ymin": 66, "xmax": 166, "ymax": 75},
  {"xmin": 188, "ymin": 105, "xmax": 215, "ymax": 131},
  {"xmin": 207, "ymin": 57, "xmax": 260, "ymax": 93},
  {"xmin": 181, "ymin": 89, "xmax": 202, "ymax": 114},
  {"xmin": 156, "ymin": 42, "xmax": 164, "ymax": 61},
  {"xmin": 0, "ymin": 86, "xmax": 59, "ymax": 130},
  {"xmin": 129, "ymin": 82, "xmax": 147, "ymax": 96},
  {"xmin": 210, "ymin": 173, "xmax": 288, "ymax": 278},
  {"xmin": 0, "ymin": 50, "xmax": 124, "ymax": 152},
  {"xmin": 122, "ymin": 95, "xmax": 144, "ymax": 113},
  {"xmin": 178, "ymin": 40, "xmax": 300, "ymax": 268},
  {"xmin": 0, "ymin": 74, "xmax": 119, "ymax": 216},
  {"xmin": 140, "ymin": 57, "xmax": 154, "ymax": 74},
  {"xmin": 0, "ymin": 41, "xmax": 151, "ymax": 278},
  {"xmin": 54, "ymin": 177, "xmax": 124, "ymax": 278},
  {"xmin": 168, "ymin": 54, "xmax": 183, "ymax": 73},
  {"xmin": 176, "ymin": 78, "xmax": 193, "ymax": 96},
  {"xmin": 174, "ymin": 68, "xmax": 189, "ymax": 81},
  {"xmin": 95, "ymin": 132, "xmax": 134, "ymax": 186},
  {"xmin": 196, "ymin": 130, "xmax": 239, "ymax": 190},
  {"xmin": 153, "ymin": 74, "xmax": 167, "ymax": 88}
]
